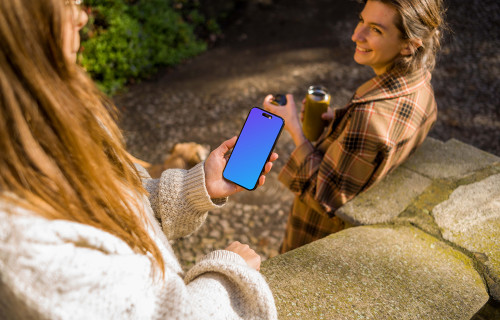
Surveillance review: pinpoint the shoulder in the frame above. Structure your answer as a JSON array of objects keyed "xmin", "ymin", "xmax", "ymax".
[
  {"xmin": 349, "ymin": 69, "xmax": 435, "ymax": 120},
  {"xmin": 0, "ymin": 202, "xmax": 136, "ymax": 261},
  {"xmin": 352, "ymin": 69, "xmax": 432, "ymax": 103}
]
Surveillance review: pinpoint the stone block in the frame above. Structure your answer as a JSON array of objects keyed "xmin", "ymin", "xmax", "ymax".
[
  {"xmin": 433, "ymin": 174, "xmax": 500, "ymax": 301},
  {"xmin": 402, "ymin": 138, "xmax": 500, "ymax": 180},
  {"xmin": 336, "ymin": 167, "xmax": 432, "ymax": 226},
  {"xmin": 261, "ymin": 225, "xmax": 489, "ymax": 320}
]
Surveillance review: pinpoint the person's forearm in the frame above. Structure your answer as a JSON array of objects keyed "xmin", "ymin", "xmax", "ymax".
[
  {"xmin": 287, "ymin": 123, "xmax": 307, "ymax": 147},
  {"xmin": 291, "ymin": 130, "xmax": 307, "ymax": 147}
]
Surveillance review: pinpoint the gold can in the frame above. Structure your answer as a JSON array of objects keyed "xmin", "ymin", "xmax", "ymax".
[{"xmin": 302, "ymin": 85, "xmax": 330, "ymax": 141}]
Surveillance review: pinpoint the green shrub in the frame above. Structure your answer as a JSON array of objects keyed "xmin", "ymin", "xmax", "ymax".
[{"xmin": 79, "ymin": 0, "xmax": 207, "ymax": 94}]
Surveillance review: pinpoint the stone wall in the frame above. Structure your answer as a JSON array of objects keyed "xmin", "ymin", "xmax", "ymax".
[{"xmin": 261, "ymin": 138, "xmax": 500, "ymax": 319}]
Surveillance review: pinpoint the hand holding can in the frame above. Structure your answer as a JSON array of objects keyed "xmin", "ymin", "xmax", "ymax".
[{"xmin": 302, "ymin": 85, "xmax": 331, "ymax": 141}]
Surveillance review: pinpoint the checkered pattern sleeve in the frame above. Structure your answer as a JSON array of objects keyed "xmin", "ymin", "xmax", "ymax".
[
  {"xmin": 279, "ymin": 103, "xmax": 385, "ymax": 217},
  {"xmin": 278, "ymin": 140, "xmax": 317, "ymax": 193},
  {"xmin": 277, "ymin": 106, "xmax": 349, "ymax": 198},
  {"xmin": 313, "ymin": 103, "xmax": 385, "ymax": 214}
]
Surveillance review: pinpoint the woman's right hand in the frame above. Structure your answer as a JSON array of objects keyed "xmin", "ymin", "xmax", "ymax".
[
  {"xmin": 263, "ymin": 94, "xmax": 307, "ymax": 147},
  {"xmin": 263, "ymin": 94, "xmax": 302, "ymax": 134},
  {"xmin": 225, "ymin": 241, "xmax": 261, "ymax": 271},
  {"xmin": 204, "ymin": 137, "xmax": 278, "ymax": 199},
  {"xmin": 300, "ymin": 98, "xmax": 334, "ymax": 124}
]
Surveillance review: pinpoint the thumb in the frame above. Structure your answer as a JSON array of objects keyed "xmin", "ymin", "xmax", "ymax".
[{"xmin": 217, "ymin": 136, "xmax": 237, "ymax": 155}]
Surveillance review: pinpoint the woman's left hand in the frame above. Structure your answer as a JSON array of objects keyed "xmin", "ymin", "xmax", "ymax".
[{"xmin": 204, "ymin": 136, "xmax": 279, "ymax": 199}]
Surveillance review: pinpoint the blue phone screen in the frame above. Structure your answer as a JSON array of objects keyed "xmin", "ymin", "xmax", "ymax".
[{"xmin": 223, "ymin": 107, "xmax": 284, "ymax": 190}]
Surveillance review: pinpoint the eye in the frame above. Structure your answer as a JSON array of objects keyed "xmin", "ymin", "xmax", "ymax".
[{"xmin": 371, "ymin": 27, "xmax": 382, "ymax": 34}]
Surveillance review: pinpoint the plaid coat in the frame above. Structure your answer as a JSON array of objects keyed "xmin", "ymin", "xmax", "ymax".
[{"xmin": 278, "ymin": 69, "xmax": 437, "ymax": 252}]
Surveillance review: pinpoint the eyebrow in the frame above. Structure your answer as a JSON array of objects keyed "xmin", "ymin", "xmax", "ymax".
[{"xmin": 359, "ymin": 13, "xmax": 389, "ymax": 31}]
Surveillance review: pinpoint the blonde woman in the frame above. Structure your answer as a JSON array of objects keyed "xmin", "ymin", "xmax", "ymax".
[
  {"xmin": 264, "ymin": 0, "xmax": 446, "ymax": 252},
  {"xmin": 0, "ymin": 0, "xmax": 278, "ymax": 319}
]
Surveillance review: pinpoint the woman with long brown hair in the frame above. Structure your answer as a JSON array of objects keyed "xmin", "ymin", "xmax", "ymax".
[
  {"xmin": 263, "ymin": 0, "xmax": 446, "ymax": 253},
  {"xmin": 0, "ymin": 0, "xmax": 277, "ymax": 318}
]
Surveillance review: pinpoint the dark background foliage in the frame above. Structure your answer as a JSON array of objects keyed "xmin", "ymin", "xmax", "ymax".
[{"xmin": 79, "ymin": 0, "xmax": 247, "ymax": 94}]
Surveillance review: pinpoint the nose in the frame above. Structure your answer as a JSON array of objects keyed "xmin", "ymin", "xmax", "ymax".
[{"xmin": 351, "ymin": 24, "xmax": 366, "ymax": 43}]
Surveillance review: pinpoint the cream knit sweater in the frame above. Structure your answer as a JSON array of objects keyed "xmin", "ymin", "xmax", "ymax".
[{"xmin": 0, "ymin": 162, "xmax": 277, "ymax": 319}]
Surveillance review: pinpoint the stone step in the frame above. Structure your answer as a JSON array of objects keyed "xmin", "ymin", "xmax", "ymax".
[
  {"xmin": 403, "ymin": 138, "xmax": 500, "ymax": 180},
  {"xmin": 335, "ymin": 138, "xmax": 500, "ymax": 301},
  {"xmin": 433, "ymin": 173, "xmax": 500, "ymax": 300},
  {"xmin": 261, "ymin": 225, "xmax": 489, "ymax": 320},
  {"xmin": 336, "ymin": 138, "xmax": 500, "ymax": 227}
]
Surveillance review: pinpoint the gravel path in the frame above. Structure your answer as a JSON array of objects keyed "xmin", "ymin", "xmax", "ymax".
[{"xmin": 114, "ymin": 0, "xmax": 500, "ymax": 271}]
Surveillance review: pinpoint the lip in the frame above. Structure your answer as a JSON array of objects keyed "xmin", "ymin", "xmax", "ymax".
[{"xmin": 356, "ymin": 46, "xmax": 372, "ymax": 53}]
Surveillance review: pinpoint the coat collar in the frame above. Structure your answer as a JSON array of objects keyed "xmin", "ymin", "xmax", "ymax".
[{"xmin": 351, "ymin": 69, "xmax": 431, "ymax": 103}]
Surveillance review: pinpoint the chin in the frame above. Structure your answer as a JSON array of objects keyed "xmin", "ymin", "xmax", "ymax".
[{"xmin": 353, "ymin": 54, "xmax": 367, "ymax": 66}]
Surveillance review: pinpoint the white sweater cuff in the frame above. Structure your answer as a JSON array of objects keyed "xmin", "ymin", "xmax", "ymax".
[
  {"xmin": 183, "ymin": 162, "xmax": 227, "ymax": 214},
  {"xmin": 201, "ymin": 250, "xmax": 248, "ymax": 267}
]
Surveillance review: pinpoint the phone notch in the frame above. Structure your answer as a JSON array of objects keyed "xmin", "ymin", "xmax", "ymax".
[{"xmin": 262, "ymin": 112, "xmax": 272, "ymax": 119}]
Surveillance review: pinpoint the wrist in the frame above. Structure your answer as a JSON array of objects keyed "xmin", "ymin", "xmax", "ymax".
[
  {"xmin": 184, "ymin": 162, "xmax": 222, "ymax": 212},
  {"xmin": 291, "ymin": 130, "xmax": 307, "ymax": 147},
  {"xmin": 285, "ymin": 122, "xmax": 303, "ymax": 145}
]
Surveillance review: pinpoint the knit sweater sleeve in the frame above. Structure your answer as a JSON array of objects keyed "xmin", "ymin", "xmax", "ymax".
[
  {"xmin": 157, "ymin": 250, "xmax": 278, "ymax": 319},
  {"xmin": 139, "ymin": 162, "xmax": 227, "ymax": 239},
  {"xmin": 0, "ymin": 213, "xmax": 277, "ymax": 319}
]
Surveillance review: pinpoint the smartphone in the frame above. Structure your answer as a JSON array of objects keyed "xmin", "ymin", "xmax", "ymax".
[{"xmin": 223, "ymin": 107, "xmax": 284, "ymax": 190}]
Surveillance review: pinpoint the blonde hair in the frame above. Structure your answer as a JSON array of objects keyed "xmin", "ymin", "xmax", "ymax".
[
  {"xmin": 0, "ymin": 0, "xmax": 164, "ymax": 275},
  {"xmin": 363, "ymin": 0, "xmax": 447, "ymax": 73}
]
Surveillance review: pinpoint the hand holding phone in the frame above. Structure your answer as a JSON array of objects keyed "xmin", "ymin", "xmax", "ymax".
[
  {"xmin": 223, "ymin": 107, "xmax": 284, "ymax": 190},
  {"xmin": 204, "ymin": 136, "xmax": 278, "ymax": 198}
]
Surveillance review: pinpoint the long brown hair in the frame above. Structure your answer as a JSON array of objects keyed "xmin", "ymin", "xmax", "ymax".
[
  {"xmin": 0, "ymin": 0, "xmax": 164, "ymax": 275},
  {"xmin": 362, "ymin": 0, "xmax": 447, "ymax": 73}
]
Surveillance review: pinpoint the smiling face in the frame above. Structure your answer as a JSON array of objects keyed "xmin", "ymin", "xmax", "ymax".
[
  {"xmin": 351, "ymin": 0, "xmax": 410, "ymax": 75},
  {"xmin": 62, "ymin": 1, "xmax": 88, "ymax": 63}
]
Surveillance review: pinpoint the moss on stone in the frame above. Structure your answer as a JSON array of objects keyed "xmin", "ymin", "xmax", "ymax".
[
  {"xmin": 262, "ymin": 225, "xmax": 489, "ymax": 319},
  {"xmin": 455, "ymin": 162, "xmax": 500, "ymax": 187}
]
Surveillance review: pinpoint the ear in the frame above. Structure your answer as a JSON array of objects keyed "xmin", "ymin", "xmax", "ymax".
[{"xmin": 400, "ymin": 38, "xmax": 423, "ymax": 56}]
